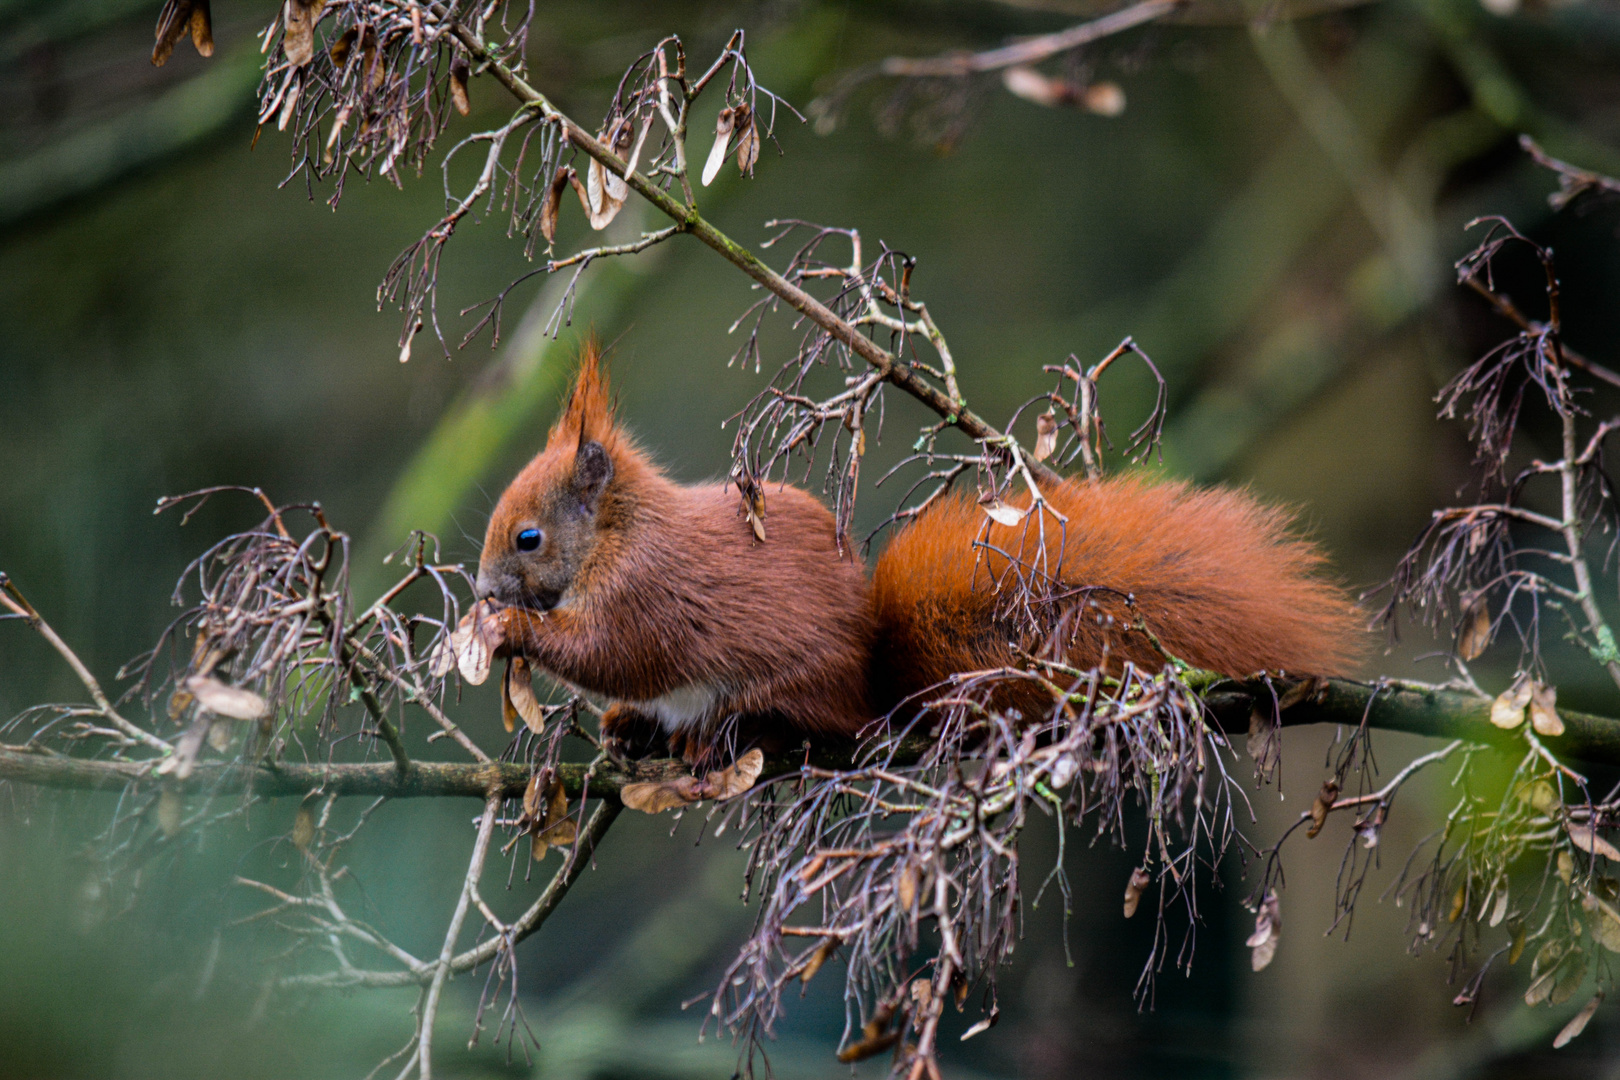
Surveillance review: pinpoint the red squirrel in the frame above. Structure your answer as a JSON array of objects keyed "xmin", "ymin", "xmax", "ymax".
[{"xmin": 475, "ymin": 343, "xmax": 1362, "ymax": 763}]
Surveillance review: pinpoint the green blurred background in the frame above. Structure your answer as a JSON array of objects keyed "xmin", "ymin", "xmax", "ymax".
[{"xmin": 4, "ymin": 0, "xmax": 1620, "ymax": 1076}]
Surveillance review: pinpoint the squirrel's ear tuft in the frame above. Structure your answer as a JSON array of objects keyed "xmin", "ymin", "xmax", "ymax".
[
  {"xmin": 573, "ymin": 440, "xmax": 614, "ymax": 509},
  {"xmin": 549, "ymin": 336, "xmax": 615, "ymax": 450}
]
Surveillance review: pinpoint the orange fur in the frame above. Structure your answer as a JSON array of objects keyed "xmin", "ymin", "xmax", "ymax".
[
  {"xmin": 479, "ymin": 341, "xmax": 874, "ymax": 761},
  {"xmin": 482, "ymin": 343, "xmax": 1363, "ymax": 760},
  {"xmin": 869, "ymin": 477, "xmax": 1363, "ymax": 715}
]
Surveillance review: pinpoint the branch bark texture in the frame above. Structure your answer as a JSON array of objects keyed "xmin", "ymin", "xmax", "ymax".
[{"xmin": 5, "ymin": 678, "xmax": 1617, "ymax": 803}]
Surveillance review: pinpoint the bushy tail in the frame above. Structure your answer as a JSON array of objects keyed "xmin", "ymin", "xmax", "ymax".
[{"xmin": 869, "ymin": 476, "xmax": 1363, "ymax": 713}]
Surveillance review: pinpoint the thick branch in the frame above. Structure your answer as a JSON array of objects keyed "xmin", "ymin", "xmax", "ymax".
[{"xmin": 8, "ymin": 678, "xmax": 1620, "ymax": 803}]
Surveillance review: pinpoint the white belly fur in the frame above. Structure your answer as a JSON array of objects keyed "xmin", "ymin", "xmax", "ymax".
[{"xmin": 632, "ymin": 683, "xmax": 722, "ymax": 733}]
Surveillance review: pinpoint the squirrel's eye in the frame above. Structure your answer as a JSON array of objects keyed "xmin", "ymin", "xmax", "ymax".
[{"xmin": 515, "ymin": 528, "xmax": 543, "ymax": 552}]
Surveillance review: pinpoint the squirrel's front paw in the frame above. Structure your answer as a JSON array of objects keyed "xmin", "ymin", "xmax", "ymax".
[{"xmin": 599, "ymin": 704, "xmax": 664, "ymax": 762}]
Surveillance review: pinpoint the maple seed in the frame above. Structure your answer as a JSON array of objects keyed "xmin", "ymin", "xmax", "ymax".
[
  {"xmin": 525, "ymin": 777, "xmax": 577, "ymax": 860},
  {"xmin": 1530, "ymin": 680, "xmax": 1564, "ymax": 737},
  {"xmin": 1554, "ymin": 991, "xmax": 1604, "ymax": 1048},
  {"xmin": 540, "ymin": 165, "xmax": 571, "ymax": 245},
  {"xmin": 186, "ymin": 674, "xmax": 270, "ymax": 721},
  {"xmin": 1458, "ymin": 591, "xmax": 1492, "ymax": 661},
  {"xmin": 189, "ymin": 0, "xmax": 214, "ymax": 57},
  {"xmin": 619, "ymin": 779, "xmax": 697, "ymax": 814},
  {"xmin": 733, "ymin": 103, "xmax": 759, "ymax": 176},
  {"xmin": 1033, "ymin": 410, "xmax": 1059, "ymax": 463},
  {"xmin": 982, "ymin": 499, "xmax": 1028, "ymax": 527},
  {"xmin": 281, "ymin": 0, "xmax": 325, "ymax": 69},
  {"xmin": 291, "ymin": 797, "xmax": 317, "ymax": 851},
  {"xmin": 837, "ymin": 1003, "xmax": 900, "ymax": 1064},
  {"xmin": 1567, "ymin": 822, "xmax": 1620, "ymax": 861},
  {"xmin": 702, "ymin": 107, "xmax": 736, "ymax": 186},
  {"xmin": 449, "ymin": 55, "xmax": 471, "ymax": 116},
  {"xmin": 157, "ymin": 788, "xmax": 184, "ymax": 837},
  {"xmin": 800, "ymin": 936, "xmax": 839, "ymax": 984},
  {"xmin": 897, "ymin": 864, "xmax": 919, "ymax": 910},
  {"xmin": 1306, "ymin": 778, "xmax": 1340, "ymax": 840},
  {"xmin": 1123, "ymin": 866, "xmax": 1150, "ymax": 918},
  {"xmin": 152, "ymin": 0, "xmax": 212, "ymax": 66},
  {"xmin": 1490, "ymin": 678, "xmax": 1532, "ymax": 728},
  {"xmin": 505, "ymin": 657, "xmax": 548, "ymax": 734},
  {"xmin": 1247, "ymin": 890, "xmax": 1281, "ymax": 971}
]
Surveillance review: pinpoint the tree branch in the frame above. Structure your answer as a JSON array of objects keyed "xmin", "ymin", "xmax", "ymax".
[{"xmin": 8, "ymin": 677, "xmax": 1620, "ymax": 803}]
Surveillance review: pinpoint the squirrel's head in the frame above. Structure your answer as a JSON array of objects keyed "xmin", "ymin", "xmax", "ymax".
[{"xmin": 476, "ymin": 341, "xmax": 624, "ymax": 611}]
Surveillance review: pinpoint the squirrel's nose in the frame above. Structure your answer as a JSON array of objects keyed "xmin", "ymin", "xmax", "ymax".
[{"xmin": 474, "ymin": 567, "xmax": 496, "ymax": 601}]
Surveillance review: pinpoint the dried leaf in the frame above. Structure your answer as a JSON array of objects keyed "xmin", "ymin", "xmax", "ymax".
[
  {"xmin": 1247, "ymin": 707, "xmax": 1279, "ymax": 780},
  {"xmin": 1526, "ymin": 969, "xmax": 1558, "ymax": 1007},
  {"xmin": 897, "ymin": 864, "xmax": 919, "ymax": 911},
  {"xmin": 734, "ymin": 103, "xmax": 759, "ymax": 176},
  {"xmin": 206, "ymin": 718, "xmax": 232, "ymax": 752},
  {"xmin": 571, "ymin": 155, "xmax": 625, "ymax": 230},
  {"xmin": 185, "ymin": 675, "xmax": 269, "ymax": 721},
  {"xmin": 540, "ymin": 165, "xmax": 570, "ymax": 245},
  {"xmin": 189, "ymin": 0, "xmax": 214, "ymax": 57},
  {"xmin": 1554, "ymin": 991, "xmax": 1604, "ymax": 1048},
  {"xmin": 1247, "ymin": 890, "xmax": 1281, "ymax": 971},
  {"xmin": 522, "ymin": 772, "xmax": 544, "ymax": 821},
  {"xmin": 499, "ymin": 664, "xmax": 518, "ymax": 734},
  {"xmin": 909, "ymin": 978, "xmax": 933, "ymax": 1009},
  {"xmin": 168, "ymin": 686, "xmax": 195, "ymax": 721},
  {"xmin": 747, "ymin": 505, "xmax": 767, "ymax": 542},
  {"xmin": 705, "ymin": 748, "xmax": 764, "ymax": 801},
  {"xmin": 428, "ymin": 628, "xmax": 456, "ymax": 679},
  {"xmin": 328, "ymin": 26, "xmax": 357, "ymax": 67},
  {"xmin": 1587, "ymin": 894, "xmax": 1620, "ymax": 953},
  {"xmin": 291, "ymin": 798, "xmax": 316, "ymax": 851},
  {"xmin": 157, "ymin": 788, "xmax": 183, "ymax": 837},
  {"xmin": 1458, "ymin": 592, "xmax": 1492, "ymax": 661},
  {"xmin": 1559, "ymin": 849, "xmax": 1577, "ymax": 884},
  {"xmin": 1123, "ymin": 866, "xmax": 1151, "ymax": 918},
  {"xmin": 1568, "ymin": 822, "xmax": 1620, "ymax": 861},
  {"xmin": 276, "ymin": 75, "xmax": 302, "ymax": 131},
  {"xmin": 1306, "ymin": 778, "xmax": 1340, "ymax": 840},
  {"xmin": 453, "ymin": 609, "xmax": 494, "ymax": 686},
  {"xmin": 982, "ymin": 500, "xmax": 1028, "ymax": 527},
  {"xmin": 1082, "ymin": 81, "xmax": 1126, "ymax": 117},
  {"xmin": 702, "ymin": 107, "xmax": 735, "ymax": 187},
  {"xmin": 1509, "ymin": 920, "xmax": 1527, "ymax": 965},
  {"xmin": 506, "ymin": 657, "xmax": 547, "ymax": 734},
  {"xmin": 800, "ymin": 936, "xmax": 839, "ymax": 984},
  {"xmin": 152, "ymin": 0, "xmax": 192, "ymax": 66},
  {"xmin": 1449, "ymin": 884, "xmax": 1467, "ymax": 923},
  {"xmin": 531, "ymin": 777, "xmax": 577, "ymax": 859},
  {"xmin": 1490, "ymin": 887, "xmax": 1511, "ymax": 928},
  {"xmin": 1033, "ymin": 411, "xmax": 1059, "ymax": 463},
  {"xmin": 960, "ymin": 1007, "xmax": 1000, "ymax": 1041},
  {"xmin": 282, "ymin": 0, "xmax": 324, "ymax": 69},
  {"xmin": 1491, "ymin": 679, "xmax": 1533, "ymax": 729},
  {"xmin": 1531, "ymin": 681, "xmax": 1564, "ymax": 737},
  {"xmin": 1551, "ymin": 950, "xmax": 1589, "ymax": 1005},
  {"xmin": 620, "ymin": 779, "xmax": 699, "ymax": 814},
  {"xmin": 449, "ymin": 54, "xmax": 471, "ymax": 116},
  {"xmin": 837, "ymin": 1005, "xmax": 900, "ymax": 1064},
  {"xmin": 323, "ymin": 103, "xmax": 351, "ymax": 165}
]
